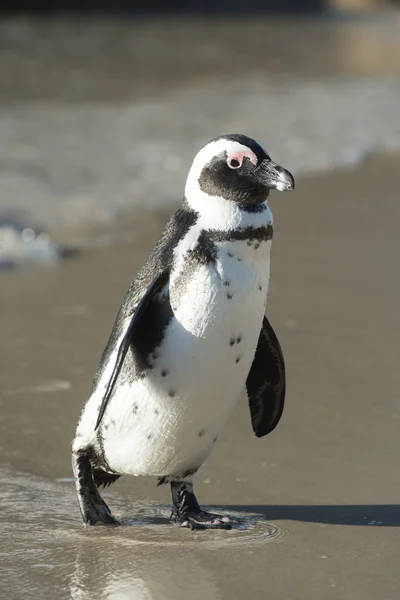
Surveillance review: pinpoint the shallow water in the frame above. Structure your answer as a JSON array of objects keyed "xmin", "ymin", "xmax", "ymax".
[{"xmin": 2, "ymin": 464, "xmax": 399, "ymax": 600}]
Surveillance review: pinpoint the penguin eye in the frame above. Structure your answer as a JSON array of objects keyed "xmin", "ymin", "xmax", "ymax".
[{"xmin": 227, "ymin": 158, "xmax": 241, "ymax": 169}]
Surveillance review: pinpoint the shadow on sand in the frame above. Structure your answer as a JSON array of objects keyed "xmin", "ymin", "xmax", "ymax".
[{"xmin": 223, "ymin": 504, "xmax": 400, "ymax": 527}]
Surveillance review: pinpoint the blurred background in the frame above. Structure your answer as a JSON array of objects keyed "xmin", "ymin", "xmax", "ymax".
[
  {"xmin": 0, "ymin": 0, "xmax": 399, "ymax": 262},
  {"xmin": 1, "ymin": 3, "xmax": 400, "ymax": 600},
  {"xmin": 0, "ymin": 0, "xmax": 400, "ymax": 13}
]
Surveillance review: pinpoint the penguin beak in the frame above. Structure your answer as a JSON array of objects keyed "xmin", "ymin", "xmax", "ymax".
[{"xmin": 259, "ymin": 160, "xmax": 295, "ymax": 192}]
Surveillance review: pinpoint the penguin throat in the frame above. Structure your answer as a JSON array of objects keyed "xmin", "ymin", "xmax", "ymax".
[{"xmin": 183, "ymin": 190, "xmax": 272, "ymax": 233}]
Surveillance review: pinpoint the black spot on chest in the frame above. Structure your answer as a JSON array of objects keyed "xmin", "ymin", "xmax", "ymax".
[{"xmin": 187, "ymin": 230, "xmax": 217, "ymax": 266}]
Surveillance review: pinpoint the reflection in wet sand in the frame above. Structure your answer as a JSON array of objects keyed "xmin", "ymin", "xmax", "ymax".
[
  {"xmin": 1, "ymin": 468, "xmax": 221, "ymax": 600},
  {"xmin": 1, "ymin": 468, "xmax": 279, "ymax": 600},
  {"xmin": 69, "ymin": 535, "xmax": 221, "ymax": 600}
]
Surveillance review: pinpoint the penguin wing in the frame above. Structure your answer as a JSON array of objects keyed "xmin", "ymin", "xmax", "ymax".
[
  {"xmin": 246, "ymin": 316, "xmax": 286, "ymax": 438},
  {"xmin": 94, "ymin": 270, "xmax": 169, "ymax": 430},
  {"xmin": 92, "ymin": 207, "xmax": 198, "ymax": 431}
]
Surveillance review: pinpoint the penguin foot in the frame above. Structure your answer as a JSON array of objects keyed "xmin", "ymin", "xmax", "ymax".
[
  {"xmin": 72, "ymin": 450, "xmax": 120, "ymax": 526},
  {"xmin": 170, "ymin": 479, "xmax": 232, "ymax": 530},
  {"xmin": 171, "ymin": 509, "xmax": 232, "ymax": 530},
  {"xmin": 81, "ymin": 494, "xmax": 120, "ymax": 526}
]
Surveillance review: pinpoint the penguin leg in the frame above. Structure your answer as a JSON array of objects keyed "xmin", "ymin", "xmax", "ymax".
[
  {"xmin": 170, "ymin": 478, "xmax": 232, "ymax": 530},
  {"xmin": 72, "ymin": 451, "xmax": 119, "ymax": 526}
]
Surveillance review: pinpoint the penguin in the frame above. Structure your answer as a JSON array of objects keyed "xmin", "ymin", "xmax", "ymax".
[{"xmin": 72, "ymin": 133, "xmax": 294, "ymax": 530}]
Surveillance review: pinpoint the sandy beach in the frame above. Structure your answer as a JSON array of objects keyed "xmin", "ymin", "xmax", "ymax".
[
  {"xmin": 1, "ymin": 149, "xmax": 400, "ymax": 599},
  {"xmin": 2, "ymin": 9, "xmax": 400, "ymax": 598}
]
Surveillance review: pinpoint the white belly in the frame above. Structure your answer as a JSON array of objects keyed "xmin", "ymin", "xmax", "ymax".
[{"xmin": 75, "ymin": 238, "xmax": 271, "ymax": 477}]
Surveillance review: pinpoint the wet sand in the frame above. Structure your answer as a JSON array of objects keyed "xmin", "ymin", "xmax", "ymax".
[{"xmin": 1, "ymin": 152, "xmax": 400, "ymax": 599}]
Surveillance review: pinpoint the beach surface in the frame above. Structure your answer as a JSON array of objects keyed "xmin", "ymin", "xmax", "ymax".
[{"xmin": 1, "ymin": 151, "xmax": 400, "ymax": 599}]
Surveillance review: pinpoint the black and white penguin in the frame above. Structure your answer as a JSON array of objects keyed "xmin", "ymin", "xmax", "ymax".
[{"xmin": 72, "ymin": 133, "xmax": 294, "ymax": 530}]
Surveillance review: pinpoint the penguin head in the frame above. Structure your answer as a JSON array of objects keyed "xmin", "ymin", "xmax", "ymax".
[{"xmin": 185, "ymin": 134, "xmax": 294, "ymax": 209}]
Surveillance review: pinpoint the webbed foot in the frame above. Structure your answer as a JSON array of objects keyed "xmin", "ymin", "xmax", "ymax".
[
  {"xmin": 171, "ymin": 508, "xmax": 232, "ymax": 530},
  {"xmin": 170, "ymin": 479, "xmax": 233, "ymax": 531},
  {"xmin": 81, "ymin": 493, "xmax": 120, "ymax": 526}
]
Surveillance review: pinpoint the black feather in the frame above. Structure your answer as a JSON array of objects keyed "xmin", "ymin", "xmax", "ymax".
[{"xmin": 93, "ymin": 469, "xmax": 121, "ymax": 488}]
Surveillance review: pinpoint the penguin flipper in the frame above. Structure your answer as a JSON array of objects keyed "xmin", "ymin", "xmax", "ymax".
[
  {"xmin": 246, "ymin": 316, "xmax": 286, "ymax": 438},
  {"xmin": 94, "ymin": 270, "xmax": 169, "ymax": 431}
]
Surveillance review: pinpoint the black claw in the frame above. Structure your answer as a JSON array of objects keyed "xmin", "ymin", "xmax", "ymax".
[{"xmin": 171, "ymin": 510, "xmax": 232, "ymax": 530}]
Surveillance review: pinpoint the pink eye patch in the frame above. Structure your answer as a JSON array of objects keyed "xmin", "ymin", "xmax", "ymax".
[{"xmin": 227, "ymin": 150, "xmax": 258, "ymax": 168}]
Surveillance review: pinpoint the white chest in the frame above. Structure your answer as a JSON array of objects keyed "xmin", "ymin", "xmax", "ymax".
[
  {"xmin": 75, "ymin": 200, "xmax": 275, "ymax": 479},
  {"xmin": 98, "ymin": 235, "xmax": 271, "ymax": 477},
  {"xmin": 170, "ymin": 236, "xmax": 270, "ymax": 339}
]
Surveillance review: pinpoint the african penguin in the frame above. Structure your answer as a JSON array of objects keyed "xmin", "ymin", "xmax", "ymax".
[{"xmin": 72, "ymin": 133, "xmax": 294, "ymax": 530}]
